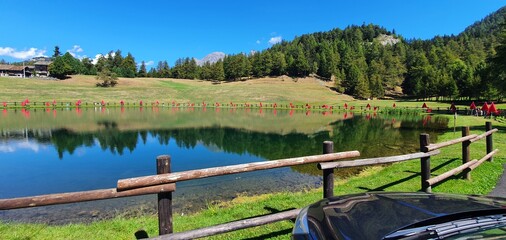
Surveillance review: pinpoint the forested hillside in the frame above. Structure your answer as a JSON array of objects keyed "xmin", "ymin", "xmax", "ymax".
[{"xmin": 43, "ymin": 6, "xmax": 506, "ymax": 100}]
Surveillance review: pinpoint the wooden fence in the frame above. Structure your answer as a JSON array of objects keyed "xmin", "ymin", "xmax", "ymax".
[
  {"xmin": 319, "ymin": 121, "xmax": 499, "ymax": 197},
  {"xmin": 0, "ymin": 122, "xmax": 499, "ymax": 239}
]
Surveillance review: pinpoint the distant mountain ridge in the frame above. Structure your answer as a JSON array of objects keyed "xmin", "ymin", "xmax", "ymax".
[{"xmin": 195, "ymin": 52, "xmax": 225, "ymax": 66}]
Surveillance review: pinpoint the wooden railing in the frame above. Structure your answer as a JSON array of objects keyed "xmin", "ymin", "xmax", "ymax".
[
  {"xmin": 0, "ymin": 122, "xmax": 499, "ymax": 239},
  {"xmin": 421, "ymin": 121, "xmax": 499, "ymax": 192},
  {"xmin": 319, "ymin": 121, "xmax": 499, "ymax": 197}
]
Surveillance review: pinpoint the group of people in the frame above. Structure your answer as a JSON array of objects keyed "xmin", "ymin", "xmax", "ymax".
[{"xmin": 471, "ymin": 108, "xmax": 486, "ymax": 116}]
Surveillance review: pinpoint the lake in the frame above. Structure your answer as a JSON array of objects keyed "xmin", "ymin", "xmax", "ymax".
[{"xmin": 0, "ymin": 106, "xmax": 447, "ymax": 224}]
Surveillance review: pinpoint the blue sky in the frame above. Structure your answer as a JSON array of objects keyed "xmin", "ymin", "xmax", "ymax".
[{"xmin": 1, "ymin": 0, "xmax": 505, "ymax": 67}]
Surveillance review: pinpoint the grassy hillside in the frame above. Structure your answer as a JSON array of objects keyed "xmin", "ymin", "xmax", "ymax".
[{"xmin": 0, "ymin": 75, "xmax": 352, "ymax": 105}]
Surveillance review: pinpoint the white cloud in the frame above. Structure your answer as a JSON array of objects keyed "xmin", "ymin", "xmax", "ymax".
[
  {"xmin": 268, "ymin": 36, "xmax": 282, "ymax": 45},
  {"xmin": 0, "ymin": 140, "xmax": 41, "ymax": 153},
  {"xmin": 91, "ymin": 52, "xmax": 119, "ymax": 65},
  {"xmin": 67, "ymin": 45, "xmax": 84, "ymax": 58},
  {"xmin": 0, "ymin": 144, "xmax": 14, "ymax": 153},
  {"xmin": 256, "ymin": 40, "xmax": 261, "ymax": 44},
  {"xmin": 0, "ymin": 47, "xmax": 46, "ymax": 60},
  {"xmin": 70, "ymin": 45, "xmax": 83, "ymax": 53}
]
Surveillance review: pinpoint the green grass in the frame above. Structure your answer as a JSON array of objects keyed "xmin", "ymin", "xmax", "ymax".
[
  {"xmin": 0, "ymin": 75, "xmax": 349, "ymax": 105},
  {"xmin": 1, "ymin": 75, "xmax": 505, "ymax": 239},
  {"xmin": 159, "ymin": 80, "xmax": 192, "ymax": 91},
  {"xmin": 1, "ymin": 115, "xmax": 504, "ymax": 240}
]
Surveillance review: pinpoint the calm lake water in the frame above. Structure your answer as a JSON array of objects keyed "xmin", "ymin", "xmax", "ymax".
[{"xmin": 0, "ymin": 107, "xmax": 447, "ymax": 224}]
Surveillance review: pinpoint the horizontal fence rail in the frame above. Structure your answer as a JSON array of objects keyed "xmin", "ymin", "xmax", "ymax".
[
  {"xmin": 317, "ymin": 150, "xmax": 441, "ymax": 170},
  {"xmin": 426, "ymin": 160, "xmax": 478, "ymax": 186},
  {"xmin": 470, "ymin": 129, "xmax": 498, "ymax": 143},
  {"xmin": 468, "ymin": 149, "xmax": 500, "ymax": 171},
  {"xmin": 425, "ymin": 134, "xmax": 478, "ymax": 152},
  {"xmin": 117, "ymin": 151, "xmax": 360, "ymax": 191},
  {"xmin": 0, "ymin": 184, "xmax": 175, "ymax": 210}
]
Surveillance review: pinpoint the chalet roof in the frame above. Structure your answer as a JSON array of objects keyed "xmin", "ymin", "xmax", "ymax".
[
  {"xmin": 9, "ymin": 65, "xmax": 28, "ymax": 71},
  {"xmin": 0, "ymin": 64, "xmax": 11, "ymax": 71},
  {"xmin": 0, "ymin": 64, "xmax": 29, "ymax": 71},
  {"xmin": 32, "ymin": 56, "xmax": 51, "ymax": 61}
]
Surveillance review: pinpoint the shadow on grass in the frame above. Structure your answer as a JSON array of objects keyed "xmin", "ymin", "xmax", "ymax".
[
  {"xmin": 358, "ymin": 158, "xmax": 459, "ymax": 191},
  {"xmin": 243, "ymin": 228, "xmax": 293, "ymax": 240},
  {"xmin": 136, "ymin": 207, "xmax": 298, "ymax": 240},
  {"xmin": 238, "ymin": 207, "xmax": 296, "ymax": 240},
  {"xmin": 134, "ymin": 230, "xmax": 149, "ymax": 239},
  {"xmin": 468, "ymin": 124, "xmax": 506, "ymax": 132}
]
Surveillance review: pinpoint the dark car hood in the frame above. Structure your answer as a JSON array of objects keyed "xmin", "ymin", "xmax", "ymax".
[{"xmin": 303, "ymin": 192, "xmax": 506, "ymax": 239}]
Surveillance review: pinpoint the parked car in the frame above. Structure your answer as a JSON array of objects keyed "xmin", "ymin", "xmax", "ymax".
[{"xmin": 292, "ymin": 192, "xmax": 506, "ymax": 239}]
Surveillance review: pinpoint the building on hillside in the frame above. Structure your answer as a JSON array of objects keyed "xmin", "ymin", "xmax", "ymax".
[
  {"xmin": 33, "ymin": 61, "xmax": 51, "ymax": 77},
  {"xmin": 0, "ymin": 64, "xmax": 31, "ymax": 77},
  {"xmin": 31, "ymin": 56, "xmax": 52, "ymax": 77},
  {"xmin": 0, "ymin": 57, "xmax": 52, "ymax": 78}
]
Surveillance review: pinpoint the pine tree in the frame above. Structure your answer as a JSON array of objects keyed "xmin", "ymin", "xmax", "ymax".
[
  {"xmin": 487, "ymin": 23, "xmax": 506, "ymax": 97},
  {"xmin": 271, "ymin": 52, "xmax": 287, "ymax": 76},
  {"xmin": 211, "ymin": 60, "xmax": 225, "ymax": 81},
  {"xmin": 53, "ymin": 46, "xmax": 61, "ymax": 58},
  {"xmin": 200, "ymin": 62, "xmax": 213, "ymax": 80},
  {"xmin": 288, "ymin": 45, "xmax": 310, "ymax": 77},
  {"xmin": 138, "ymin": 61, "xmax": 147, "ymax": 77},
  {"xmin": 147, "ymin": 67, "xmax": 157, "ymax": 78},
  {"xmin": 48, "ymin": 56, "xmax": 72, "ymax": 79},
  {"xmin": 61, "ymin": 52, "xmax": 83, "ymax": 74},
  {"xmin": 120, "ymin": 53, "xmax": 137, "ymax": 78},
  {"xmin": 81, "ymin": 58, "xmax": 96, "ymax": 75},
  {"xmin": 251, "ymin": 52, "xmax": 263, "ymax": 78}
]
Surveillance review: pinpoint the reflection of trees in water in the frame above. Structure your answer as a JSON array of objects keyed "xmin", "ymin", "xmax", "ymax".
[
  {"xmin": 27, "ymin": 116, "xmax": 448, "ymax": 171},
  {"xmin": 95, "ymin": 121, "xmax": 138, "ymax": 155},
  {"xmin": 332, "ymin": 115, "xmax": 448, "ymax": 155},
  {"xmin": 34, "ymin": 126, "xmax": 325, "ymax": 160},
  {"xmin": 50, "ymin": 129, "xmax": 94, "ymax": 159},
  {"xmin": 165, "ymin": 127, "xmax": 327, "ymax": 160}
]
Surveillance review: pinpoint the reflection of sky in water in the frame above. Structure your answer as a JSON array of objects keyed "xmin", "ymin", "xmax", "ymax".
[{"xmin": 0, "ymin": 140, "xmax": 44, "ymax": 153}]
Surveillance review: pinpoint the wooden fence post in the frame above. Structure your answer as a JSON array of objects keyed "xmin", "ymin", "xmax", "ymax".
[
  {"xmin": 157, "ymin": 155, "xmax": 173, "ymax": 235},
  {"xmin": 462, "ymin": 126, "xmax": 471, "ymax": 180},
  {"xmin": 420, "ymin": 134, "xmax": 431, "ymax": 193},
  {"xmin": 322, "ymin": 141, "xmax": 334, "ymax": 198},
  {"xmin": 486, "ymin": 122, "xmax": 493, "ymax": 162}
]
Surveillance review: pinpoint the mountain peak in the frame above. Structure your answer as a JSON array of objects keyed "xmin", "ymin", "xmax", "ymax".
[{"xmin": 195, "ymin": 52, "xmax": 225, "ymax": 66}]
